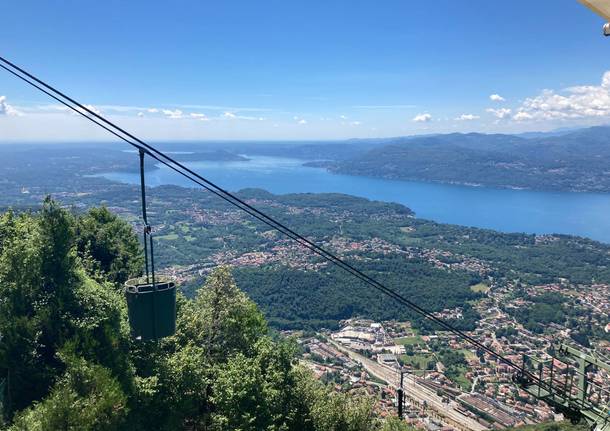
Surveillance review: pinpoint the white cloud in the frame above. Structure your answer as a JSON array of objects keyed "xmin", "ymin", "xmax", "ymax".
[
  {"xmin": 490, "ymin": 94, "xmax": 505, "ymax": 102},
  {"xmin": 412, "ymin": 113, "xmax": 432, "ymax": 122},
  {"xmin": 147, "ymin": 108, "xmax": 159, "ymax": 113},
  {"xmin": 190, "ymin": 112, "xmax": 209, "ymax": 121},
  {"xmin": 486, "ymin": 108, "xmax": 512, "ymax": 119},
  {"xmin": 352, "ymin": 104, "xmax": 416, "ymax": 109},
  {"xmin": 455, "ymin": 113, "xmax": 480, "ymax": 121},
  {"xmin": 221, "ymin": 111, "xmax": 261, "ymax": 121},
  {"xmin": 339, "ymin": 115, "xmax": 348, "ymax": 120},
  {"xmin": 350, "ymin": 121, "xmax": 361, "ymax": 126},
  {"xmin": 298, "ymin": 119, "xmax": 307, "ymax": 124},
  {"xmin": 85, "ymin": 105, "xmax": 100, "ymax": 115},
  {"xmin": 162, "ymin": 109, "xmax": 183, "ymax": 119},
  {"xmin": 178, "ymin": 104, "xmax": 272, "ymax": 112},
  {"xmin": 96, "ymin": 104, "xmax": 148, "ymax": 113},
  {"xmin": 71, "ymin": 104, "xmax": 101, "ymax": 117},
  {"xmin": 512, "ymin": 71, "xmax": 610, "ymax": 121},
  {"xmin": 137, "ymin": 112, "xmax": 144, "ymax": 117},
  {"xmin": 0, "ymin": 96, "xmax": 21, "ymax": 116},
  {"xmin": 512, "ymin": 111, "xmax": 533, "ymax": 121}
]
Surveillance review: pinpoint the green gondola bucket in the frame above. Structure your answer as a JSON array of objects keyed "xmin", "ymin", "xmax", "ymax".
[{"xmin": 125, "ymin": 277, "xmax": 176, "ymax": 341}]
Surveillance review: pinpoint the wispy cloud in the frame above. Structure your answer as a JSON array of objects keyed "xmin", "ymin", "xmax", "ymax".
[
  {"xmin": 489, "ymin": 94, "xmax": 505, "ymax": 102},
  {"xmin": 190, "ymin": 112, "xmax": 209, "ymax": 121},
  {"xmin": 162, "ymin": 109, "xmax": 184, "ymax": 119},
  {"xmin": 175, "ymin": 104, "xmax": 273, "ymax": 112},
  {"xmin": 96, "ymin": 104, "xmax": 149, "ymax": 112},
  {"xmin": 0, "ymin": 96, "xmax": 22, "ymax": 116},
  {"xmin": 413, "ymin": 113, "xmax": 432, "ymax": 122},
  {"xmin": 353, "ymin": 104, "xmax": 416, "ymax": 109},
  {"xmin": 455, "ymin": 113, "xmax": 480, "ymax": 121},
  {"xmin": 486, "ymin": 108, "xmax": 511, "ymax": 119},
  {"xmin": 82, "ymin": 104, "xmax": 101, "ymax": 115},
  {"xmin": 222, "ymin": 111, "xmax": 260, "ymax": 120}
]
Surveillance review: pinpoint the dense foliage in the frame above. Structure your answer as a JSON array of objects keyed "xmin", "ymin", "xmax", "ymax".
[
  {"xmin": 507, "ymin": 293, "xmax": 568, "ymax": 333},
  {"xmin": 509, "ymin": 421, "xmax": 590, "ymax": 431},
  {"xmin": 0, "ymin": 200, "xmax": 394, "ymax": 430},
  {"xmin": 232, "ymin": 259, "xmax": 480, "ymax": 331}
]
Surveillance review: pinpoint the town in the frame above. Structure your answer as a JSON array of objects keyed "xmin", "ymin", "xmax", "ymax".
[{"xmin": 3, "ymin": 162, "xmax": 610, "ymax": 430}]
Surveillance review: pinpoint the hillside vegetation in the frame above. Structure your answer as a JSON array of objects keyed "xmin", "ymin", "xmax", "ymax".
[
  {"xmin": 324, "ymin": 126, "xmax": 610, "ymax": 192},
  {"xmin": 510, "ymin": 421, "xmax": 590, "ymax": 431},
  {"xmin": 0, "ymin": 199, "xmax": 407, "ymax": 430}
]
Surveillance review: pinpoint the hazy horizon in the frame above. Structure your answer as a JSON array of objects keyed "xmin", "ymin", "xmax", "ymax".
[{"xmin": 2, "ymin": 1, "xmax": 610, "ymax": 141}]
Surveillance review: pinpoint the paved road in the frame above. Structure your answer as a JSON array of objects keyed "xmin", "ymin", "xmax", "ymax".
[{"xmin": 330, "ymin": 340, "xmax": 486, "ymax": 431}]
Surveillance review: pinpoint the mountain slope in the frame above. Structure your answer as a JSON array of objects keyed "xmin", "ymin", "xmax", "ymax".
[{"xmin": 325, "ymin": 127, "xmax": 610, "ymax": 192}]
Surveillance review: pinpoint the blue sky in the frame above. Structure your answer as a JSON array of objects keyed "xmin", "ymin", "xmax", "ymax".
[{"xmin": 1, "ymin": 0, "xmax": 609, "ymax": 141}]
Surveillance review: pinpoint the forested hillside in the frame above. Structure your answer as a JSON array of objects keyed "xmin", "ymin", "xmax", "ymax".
[
  {"xmin": 0, "ymin": 199, "xmax": 408, "ymax": 430},
  {"xmin": 321, "ymin": 126, "xmax": 610, "ymax": 192}
]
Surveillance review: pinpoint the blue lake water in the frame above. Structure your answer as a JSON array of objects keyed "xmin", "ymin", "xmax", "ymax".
[{"xmin": 99, "ymin": 155, "xmax": 610, "ymax": 243}]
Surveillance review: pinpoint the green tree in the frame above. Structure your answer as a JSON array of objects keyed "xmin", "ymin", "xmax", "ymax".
[
  {"xmin": 380, "ymin": 417, "xmax": 415, "ymax": 431},
  {"xmin": 211, "ymin": 337, "xmax": 303, "ymax": 431},
  {"xmin": 8, "ymin": 356, "xmax": 128, "ymax": 431},
  {"xmin": 75, "ymin": 206, "xmax": 143, "ymax": 286},
  {"xmin": 0, "ymin": 200, "xmax": 132, "ymax": 419},
  {"xmin": 176, "ymin": 266, "xmax": 267, "ymax": 361},
  {"xmin": 1, "ymin": 201, "xmax": 384, "ymax": 430},
  {"xmin": 309, "ymin": 389, "xmax": 375, "ymax": 431}
]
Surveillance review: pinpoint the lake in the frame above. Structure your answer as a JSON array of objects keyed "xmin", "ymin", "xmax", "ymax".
[{"xmin": 99, "ymin": 155, "xmax": 610, "ymax": 243}]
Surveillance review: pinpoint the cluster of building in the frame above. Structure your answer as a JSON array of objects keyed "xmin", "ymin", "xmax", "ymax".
[
  {"xmin": 417, "ymin": 249, "xmax": 491, "ymax": 276},
  {"xmin": 331, "ymin": 319, "xmax": 404, "ymax": 357},
  {"xmin": 206, "ymin": 239, "xmax": 328, "ymax": 271},
  {"xmin": 326, "ymin": 237, "xmax": 403, "ymax": 256},
  {"xmin": 298, "ymin": 336, "xmax": 399, "ymax": 417},
  {"xmin": 296, "ymin": 312, "xmax": 602, "ymax": 430},
  {"xmin": 141, "ymin": 200, "xmax": 610, "ymax": 430},
  {"xmin": 186, "ymin": 207, "xmax": 244, "ymax": 225}
]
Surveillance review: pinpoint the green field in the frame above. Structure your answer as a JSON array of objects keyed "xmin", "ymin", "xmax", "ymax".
[
  {"xmin": 179, "ymin": 224, "xmax": 190, "ymax": 233},
  {"xmin": 470, "ymin": 282, "xmax": 490, "ymax": 293},
  {"xmin": 398, "ymin": 353, "xmax": 435, "ymax": 370},
  {"xmin": 457, "ymin": 349, "xmax": 476, "ymax": 360},
  {"xmin": 399, "ymin": 236, "xmax": 423, "ymax": 246},
  {"xmin": 448, "ymin": 365, "xmax": 471, "ymax": 390},
  {"xmin": 394, "ymin": 336, "xmax": 422, "ymax": 346}
]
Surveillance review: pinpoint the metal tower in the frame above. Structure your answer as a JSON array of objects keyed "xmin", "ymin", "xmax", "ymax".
[{"xmin": 514, "ymin": 344, "xmax": 610, "ymax": 431}]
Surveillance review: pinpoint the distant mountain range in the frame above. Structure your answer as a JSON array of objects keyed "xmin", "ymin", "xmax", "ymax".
[{"xmin": 307, "ymin": 126, "xmax": 610, "ymax": 193}]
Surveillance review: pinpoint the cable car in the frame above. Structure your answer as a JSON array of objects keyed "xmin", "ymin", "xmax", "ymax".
[
  {"xmin": 125, "ymin": 277, "xmax": 176, "ymax": 341},
  {"xmin": 125, "ymin": 149, "xmax": 177, "ymax": 341}
]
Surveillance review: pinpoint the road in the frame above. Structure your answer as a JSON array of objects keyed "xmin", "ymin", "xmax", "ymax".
[{"xmin": 329, "ymin": 340, "xmax": 487, "ymax": 431}]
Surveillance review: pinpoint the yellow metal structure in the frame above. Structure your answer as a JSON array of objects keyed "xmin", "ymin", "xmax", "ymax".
[{"xmin": 579, "ymin": 0, "xmax": 610, "ymax": 35}]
